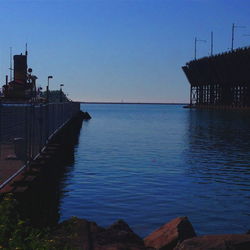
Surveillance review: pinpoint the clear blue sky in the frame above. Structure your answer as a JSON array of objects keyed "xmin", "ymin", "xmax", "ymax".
[{"xmin": 1, "ymin": 0, "xmax": 250, "ymax": 102}]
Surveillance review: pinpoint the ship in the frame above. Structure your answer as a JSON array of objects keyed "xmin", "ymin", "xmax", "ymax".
[{"xmin": 1, "ymin": 49, "xmax": 40, "ymax": 102}]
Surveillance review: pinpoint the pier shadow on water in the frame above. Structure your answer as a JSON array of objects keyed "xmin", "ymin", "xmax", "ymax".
[{"xmin": 14, "ymin": 118, "xmax": 84, "ymax": 229}]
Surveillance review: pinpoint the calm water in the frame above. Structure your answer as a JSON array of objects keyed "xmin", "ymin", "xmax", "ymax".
[{"xmin": 59, "ymin": 104, "xmax": 250, "ymax": 237}]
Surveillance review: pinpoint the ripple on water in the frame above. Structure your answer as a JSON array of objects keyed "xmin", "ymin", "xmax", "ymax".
[{"xmin": 60, "ymin": 104, "xmax": 250, "ymax": 237}]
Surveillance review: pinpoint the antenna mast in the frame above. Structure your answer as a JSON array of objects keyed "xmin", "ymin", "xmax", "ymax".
[
  {"xmin": 211, "ymin": 31, "xmax": 214, "ymax": 56},
  {"xmin": 231, "ymin": 23, "xmax": 245, "ymax": 51},
  {"xmin": 25, "ymin": 43, "xmax": 28, "ymax": 56},
  {"xmin": 9, "ymin": 47, "xmax": 13, "ymax": 82}
]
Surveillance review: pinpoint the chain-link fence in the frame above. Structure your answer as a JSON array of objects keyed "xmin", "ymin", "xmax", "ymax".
[{"xmin": 0, "ymin": 102, "xmax": 80, "ymax": 188}]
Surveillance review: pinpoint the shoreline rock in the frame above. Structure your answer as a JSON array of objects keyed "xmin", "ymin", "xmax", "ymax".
[
  {"xmin": 52, "ymin": 216, "xmax": 250, "ymax": 250},
  {"xmin": 144, "ymin": 217, "xmax": 196, "ymax": 250},
  {"xmin": 52, "ymin": 217, "xmax": 145, "ymax": 250},
  {"xmin": 175, "ymin": 234, "xmax": 250, "ymax": 250}
]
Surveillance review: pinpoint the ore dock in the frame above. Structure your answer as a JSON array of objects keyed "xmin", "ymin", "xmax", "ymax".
[{"xmin": 182, "ymin": 46, "xmax": 250, "ymax": 109}]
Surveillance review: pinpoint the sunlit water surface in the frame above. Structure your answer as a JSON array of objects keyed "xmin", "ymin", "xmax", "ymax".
[{"xmin": 60, "ymin": 104, "xmax": 250, "ymax": 237}]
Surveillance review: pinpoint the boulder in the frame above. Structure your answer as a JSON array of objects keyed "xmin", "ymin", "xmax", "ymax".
[
  {"xmin": 144, "ymin": 217, "xmax": 196, "ymax": 250},
  {"xmin": 53, "ymin": 218, "xmax": 146, "ymax": 250},
  {"xmin": 174, "ymin": 234, "xmax": 250, "ymax": 250},
  {"xmin": 94, "ymin": 219, "xmax": 146, "ymax": 250},
  {"xmin": 52, "ymin": 217, "xmax": 104, "ymax": 249},
  {"xmin": 82, "ymin": 111, "xmax": 91, "ymax": 120}
]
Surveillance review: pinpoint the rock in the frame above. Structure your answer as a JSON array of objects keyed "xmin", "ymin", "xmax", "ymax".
[
  {"xmin": 174, "ymin": 234, "xmax": 250, "ymax": 250},
  {"xmin": 144, "ymin": 217, "xmax": 196, "ymax": 250},
  {"xmin": 53, "ymin": 218, "xmax": 146, "ymax": 250},
  {"xmin": 94, "ymin": 219, "xmax": 146, "ymax": 250},
  {"xmin": 82, "ymin": 111, "xmax": 91, "ymax": 120},
  {"xmin": 52, "ymin": 217, "xmax": 104, "ymax": 249}
]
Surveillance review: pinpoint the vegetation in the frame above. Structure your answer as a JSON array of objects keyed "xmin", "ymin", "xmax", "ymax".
[{"xmin": 0, "ymin": 194, "xmax": 57, "ymax": 249}]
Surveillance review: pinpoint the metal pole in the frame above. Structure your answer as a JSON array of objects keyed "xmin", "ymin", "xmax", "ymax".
[
  {"xmin": 194, "ymin": 37, "xmax": 197, "ymax": 60},
  {"xmin": 211, "ymin": 31, "xmax": 214, "ymax": 56},
  {"xmin": 231, "ymin": 23, "xmax": 245, "ymax": 51},
  {"xmin": 231, "ymin": 23, "xmax": 235, "ymax": 51},
  {"xmin": 60, "ymin": 84, "xmax": 64, "ymax": 103},
  {"xmin": 46, "ymin": 82, "xmax": 49, "ymax": 103},
  {"xmin": 9, "ymin": 47, "xmax": 12, "ymax": 82},
  {"xmin": 194, "ymin": 37, "xmax": 207, "ymax": 60},
  {"xmin": 47, "ymin": 77, "xmax": 49, "ymax": 102},
  {"xmin": 47, "ymin": 76, "xmax": 53, "ymax": 103}
]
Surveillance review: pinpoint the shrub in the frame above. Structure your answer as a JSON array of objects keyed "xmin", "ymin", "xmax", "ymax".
[{"xmin": 0, "ymin": 193, "xmax": 57, "ymax": 249}]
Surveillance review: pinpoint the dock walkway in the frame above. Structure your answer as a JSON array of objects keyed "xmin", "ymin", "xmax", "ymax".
[{"xmin": 0, "ymin": 102, "xmax": 80, "ymax": 191}]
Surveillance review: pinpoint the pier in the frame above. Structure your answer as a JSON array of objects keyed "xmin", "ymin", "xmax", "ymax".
[
  {"xmin": 0, "ymin": 50, "xmax": 91, "ymax": 193},
  {"xmin": 0, "ymin": 102, "xmax": 82, "ymax": 193},
  {"xmin": 182, "ymin": 46, "xmax": 250, "ymax": 109}
]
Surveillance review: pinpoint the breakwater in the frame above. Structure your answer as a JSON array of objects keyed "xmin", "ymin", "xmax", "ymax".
[
  {"xmin": 182, "ymin": 46, "xmax": 250, "ymax": 108},
  {"xmin": 0, "ymin": 102, "xmax": 81, "ymax": 192}
]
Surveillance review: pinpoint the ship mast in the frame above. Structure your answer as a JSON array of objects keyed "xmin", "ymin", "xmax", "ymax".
[
  {"xmin": 25, "ymin": 43, "xmax": 28, "ymax": 56},
  {"xmin": 9, "ymin": 47, "xmax": 13, "ymax": 82}
]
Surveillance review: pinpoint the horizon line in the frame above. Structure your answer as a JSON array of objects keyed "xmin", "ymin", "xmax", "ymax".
[{"xmin": 77, "ymin": 101, "xmax": 188, "ymax": 105}]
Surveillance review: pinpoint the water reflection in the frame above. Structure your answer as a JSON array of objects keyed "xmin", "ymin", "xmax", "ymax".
[
  {"xmin": 185, "ymin": 109, "xmax": 250, "ymax": 234},
  {"xmin": 186, "ymin": 109, "xmax": 250, "ymax": 181},
  {"xmin": 15, "ymin": 119, "xmax": 83, "ymax": 228}
]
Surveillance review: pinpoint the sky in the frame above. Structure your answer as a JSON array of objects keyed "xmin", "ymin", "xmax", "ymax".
[{"xmin": 0, "ymin": 0, "xmax": 250, "ymax": 103}]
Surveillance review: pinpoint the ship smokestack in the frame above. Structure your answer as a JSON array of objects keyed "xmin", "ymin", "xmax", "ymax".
[{"xmin": 14, "ymin": 54, "xmax": 27, "ymax": 83}]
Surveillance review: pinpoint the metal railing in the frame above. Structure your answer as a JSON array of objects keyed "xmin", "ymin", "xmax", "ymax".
[{"xmin": 0, "ymin": 102, "xmax": 80, "ymax": 188}]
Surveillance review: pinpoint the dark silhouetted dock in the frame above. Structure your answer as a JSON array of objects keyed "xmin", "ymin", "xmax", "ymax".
[
  {"xmin": 0, "ymin": 102, "xmax": 82, "ymax": 193},
  {"xmin": 182, "ymin": 46, "xmax": 250, "ymax": 109}
]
